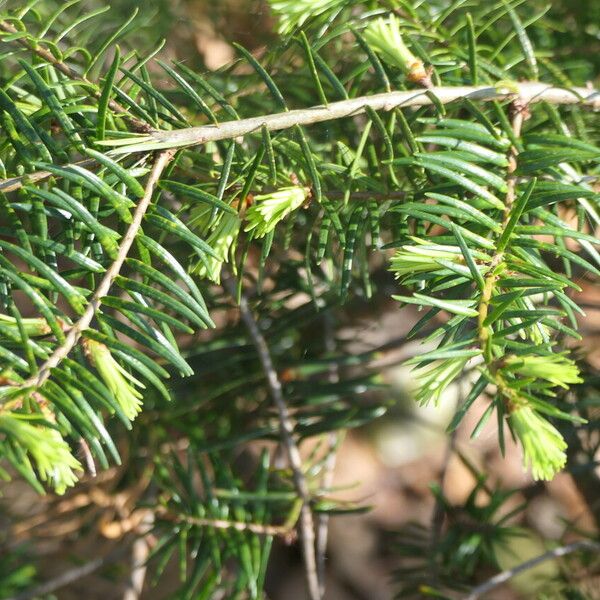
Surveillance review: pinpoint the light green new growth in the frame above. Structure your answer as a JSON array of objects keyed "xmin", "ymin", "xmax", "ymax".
[
  {"xmin": 244, "ymin": 186, "xmax": 308, "ymax": 238},
  {"xmin": 389, "ymin": 240, "xmax": 490, "ymax": 278},
  {"xmin": 413, "ymin": 357, "xmax": 471, "ymax": 406},
  {"xmin": 504, "ymin": 354, "xmax": 583, "ymax": 389},
  {"xmin": 195, "ymin": 212, "xmax": 241, "ymax": 283},
  {"xmin": 509, "ymin": 406, "xmax": 568, "ymax": 481},
  {"xmin": 85, "ymin": 339, "xmax": 145, "ymax": 422},
  {"xmin": 0, "ymin": 414, "xmax": 81, "ymax": 494},
  {"xmin": 363, "ymin": 15, "xmax": 426, "ymax": 81},
  {"xmin": 268, "ymin": 0, "xmax": 347, "ymax": 34}
]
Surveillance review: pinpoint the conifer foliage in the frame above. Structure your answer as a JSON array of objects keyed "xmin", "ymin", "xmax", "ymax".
[{"xmin": 0, "ymin": 0, "xmax": 598, "ymax": 597}]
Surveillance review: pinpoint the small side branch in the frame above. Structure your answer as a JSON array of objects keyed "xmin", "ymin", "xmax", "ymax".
[
  {"xmin": 316, "ymin": 312, "xmax": 341, "ymax": 596},
  {"xmin": 156, "ymin": 506, "xmax": 297, "ymax": 540},
  {"xmin": 17, "ymin": 150, "xmax": 173, "ymax": 393},
  {"xmin": 464, "ymin": 540, "xmax": 600, "ymax": 600},
  {"xmin": 222, "ymin": 271, "xmax": 322, "ymax": 600},
  {"xmin": 0, "ymin": 158, "xmax": 97, "ymax": 194},
  {"xmin": 7, "ymin": 543, "xmax": 132, "ymax": 600}
]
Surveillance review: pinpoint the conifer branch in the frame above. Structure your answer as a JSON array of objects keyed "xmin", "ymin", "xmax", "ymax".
[
  {"xmin": 0, "ymin": 158, "xmax": 97, "ymax": 194},
  {"xmin": 477, "ymin": 99, "xmax": 526, "ymax": 396},
  {"xmin": 13, "ymin": 150, "xmax": 173, "ymax": 396},
  {"xmin": 0, "ymin": 1, "xmax": 598, "ymax": 593},
  {"xmin": 1, "ymin": 84, "xmax": 596, "ymax": 194}
]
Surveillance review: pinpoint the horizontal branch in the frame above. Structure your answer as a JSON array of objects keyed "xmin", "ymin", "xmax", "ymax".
[
  {"xmin": 109, "ymin": 82, "xmax": 600, "ymax": 153},
  {"xmin": 156, "ymin": 506, "xmax": 297, "ymax": 540},
  {"xmin": 1, "ymin": 83, "xmax": 597, "ymax": 194}
]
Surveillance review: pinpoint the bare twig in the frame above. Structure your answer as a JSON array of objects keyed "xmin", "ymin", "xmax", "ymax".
[
  {"xmin": 464, "ymin": 540, "xmax": 600, "ymax": 600},
  {"xmin": 429, "ymin": 387, "xmax": 462, "ymax": 575},
  {"xmin": 315, "ymin": 433, "xmax": 340, "ymax": 595},
  {"xmin": 221, "ymin": 270, "xmax": 322, "ymax": 600},
  {"xmin": 113, "ymin": 83, "xmax": 599, "ymax": 153},
  {"xmin": 156, "ymin": 506, "xmax": 297, "ymax": 540},
  {"xmin": 7, "ymin": 542, "xmax": 133, "ymax": 600},
  {"xmin": 316, "ymin": 312, "xmax": 342, "ymax": 596},
  {"xmin": 13, "ymin": 150, "xmax": 173, "ymax": 395},
  {"xmin": 122, "ymin": 511, "xmax": 154, "ymax": 600},
  {"xmin": 78, "ymin": 437, "xmax": 97, "ymax": 477},
  {"xmin": 504, "ymin": 100, "xmax": 528, "ymax": 213},
  {"xmin": 0, "ymin": 20, "xmax": 151, "ymax": 133}
]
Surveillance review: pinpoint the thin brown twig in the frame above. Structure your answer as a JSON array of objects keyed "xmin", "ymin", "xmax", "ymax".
[
  {"xmin": 156, "ymin": 506, "xmax": 297, "ymax": 540},
  {"xmin": 12, "ymin": 149, "xmax": 173, "ymax": 395},
  {"xmin": 6, "ymin": 541, "xmax": 134, "ymax": 600},
  {"xmin": 429, "ymin": 384, "xmax": 463, "ymax": 577},
  {"xmin": 464, "ymin": 540, "xmax": 600, "ymax": 600},
  {"xmin": 315, "ymin": 433, "xmax": 340, "ymax": 595},
  {"xmin": 122, "ymin": 511, "xmax": 154, "ymax": 600},
  {"xmin": 221, "ymin": 270, "xmax": 322, "ymax": 600},
  {"xmin": 315, "ymin": 312, "xmax": 341, "ymax": 596},
  {"xmin": 0, "ymin": 20, "xmax": 151, "ymax": 133},
  {"xmin": 504, "ymin": 101, "xmax": 527, "ymax": 214}
]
